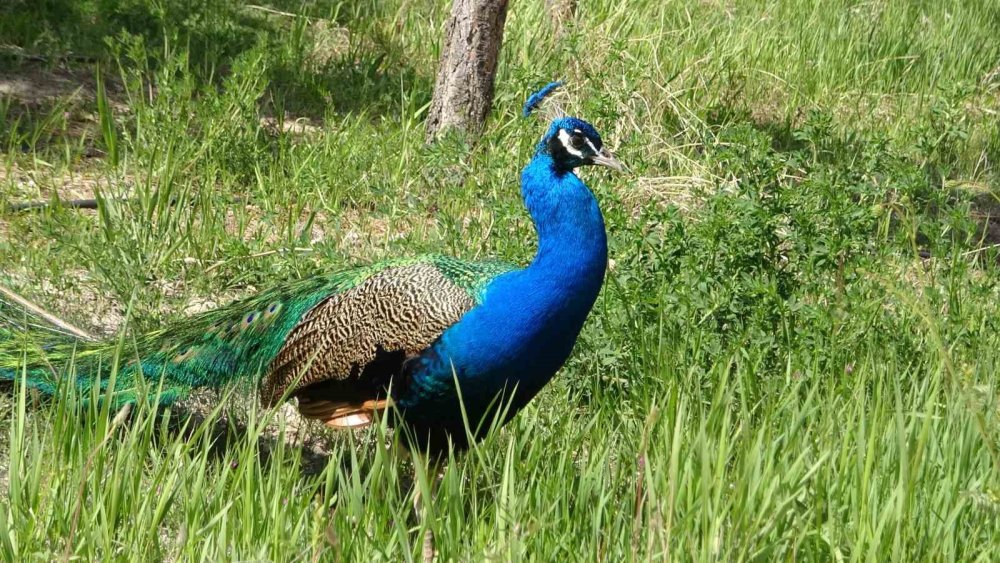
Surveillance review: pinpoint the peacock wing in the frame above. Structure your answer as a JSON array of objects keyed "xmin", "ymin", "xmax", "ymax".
[{"xmin": 260, "ymin": 256, "xmax": 512, "ymax": 427}]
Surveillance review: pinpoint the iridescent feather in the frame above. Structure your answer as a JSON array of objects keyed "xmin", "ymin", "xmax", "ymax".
[{"xmin": 522, "ymin": 81, "xmax": 562, "ymax": 117}]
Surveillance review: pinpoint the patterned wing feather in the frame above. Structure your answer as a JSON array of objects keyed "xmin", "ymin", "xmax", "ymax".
[
  {"xmin": 260, "ymin": 256, "xmax": 513, "ymax": 426},
  {"xmin": 262, "ymin": 263, "xmax": 477, "ymax": 405}
]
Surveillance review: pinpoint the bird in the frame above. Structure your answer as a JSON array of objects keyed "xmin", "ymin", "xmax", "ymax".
[{"xmin": 0, "ymin": 83, "xmax": 623, "ymax": 456}]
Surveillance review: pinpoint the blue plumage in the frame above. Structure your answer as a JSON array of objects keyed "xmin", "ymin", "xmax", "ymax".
[
  {"xmin": 522, "ymin": 81, "xmax": 563, "ymax": 117},
  {"xmin": 396, "ymin": 111, "xmax": 621, "ymax": 452}
]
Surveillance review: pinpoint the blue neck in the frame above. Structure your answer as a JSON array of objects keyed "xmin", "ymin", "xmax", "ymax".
[
  {"xmin": 519, "ymin": 153, "xmax": 608, "ymax": 300},
  {"xmin": 399, "ymin": 151, "xmax": 608, "ymax": 438}
]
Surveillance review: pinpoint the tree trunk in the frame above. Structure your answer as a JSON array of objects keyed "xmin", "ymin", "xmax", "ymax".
[{"xmin": 425, "ymin": 0, "xmax": 509, "ymax": 142}]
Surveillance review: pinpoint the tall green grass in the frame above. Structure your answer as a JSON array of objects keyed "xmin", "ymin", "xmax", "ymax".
[{"xmin": 1, "ymin": 0, "xmax": 999, "ymax": 559}]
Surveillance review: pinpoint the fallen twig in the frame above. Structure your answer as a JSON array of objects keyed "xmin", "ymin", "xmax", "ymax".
[
  {"xmin": 5, "ymin": 198, "xmax": 102, "ymax": 212},
  {"xmin": 0, "ymin": 43, "xmax": 97, "ymax": 63},
  {"xmin": 243, "ymin": 4, "xmax": 311, "ymax": 19},
  {"xmin": 0, "ymin": 285, "xmax": 96, "ymax": 341},
  {"xmin": 5, "ymin": 195, "xmax": 246, "ymax": 213},
  {"xmin": 961, "ymin": 243, "xmax": 1000, "ymax": 257}
]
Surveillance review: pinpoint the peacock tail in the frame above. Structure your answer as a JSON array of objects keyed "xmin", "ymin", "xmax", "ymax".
[{"xmin": 0, "ymin": 254, "xmax": 512, "ymax": 411}]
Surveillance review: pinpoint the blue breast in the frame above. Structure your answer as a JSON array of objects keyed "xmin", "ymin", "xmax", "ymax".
[{"xmin": 396, "ymin": 153, "xmax": 608, "ymax": 450}]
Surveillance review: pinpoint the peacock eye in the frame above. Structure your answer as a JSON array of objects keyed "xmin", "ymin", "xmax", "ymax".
[{"xmin": 570, "ymin": 133, "xmax": 587, "ymax": 150}]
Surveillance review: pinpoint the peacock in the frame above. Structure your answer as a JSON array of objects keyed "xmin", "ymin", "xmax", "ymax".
[{"xmin": 0, "ymin": 83, "xmax": 623, "ymax": 455}]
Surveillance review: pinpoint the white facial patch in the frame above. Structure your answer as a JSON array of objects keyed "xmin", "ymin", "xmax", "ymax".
[
  {"xmin": 558, "ymin": 129, "xmax": 584, "ymax": 158},
  {"xmin": 575, "ymin": 128, "xmax": 601, "ymax": 154}
]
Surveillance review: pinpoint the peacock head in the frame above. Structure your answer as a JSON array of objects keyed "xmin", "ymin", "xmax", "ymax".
[
  {"xmin": 538, "ymin": 116, "xmax": 624, "ymax": 173},
  {"xmin": 522, "ymin": 82, "xmax": 623, "ymax": 173}
]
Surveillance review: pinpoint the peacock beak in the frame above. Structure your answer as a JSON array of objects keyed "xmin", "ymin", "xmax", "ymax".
[{"xmin": 589, "ymin": 148, "xmax": 625, "ymax": 172}]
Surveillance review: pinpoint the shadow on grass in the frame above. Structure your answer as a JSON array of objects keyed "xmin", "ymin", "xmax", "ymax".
[{"xmin": 0, "ymin": 0, "xmax": 431, "ymax": 126}]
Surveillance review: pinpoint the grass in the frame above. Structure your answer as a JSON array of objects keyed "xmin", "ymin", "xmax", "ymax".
[{"xmin": 1, "ymin": 0, "xmax": 1000, "ymax": 559}]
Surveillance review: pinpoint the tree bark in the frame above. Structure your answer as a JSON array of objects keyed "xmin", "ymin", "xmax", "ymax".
[{"xmin": 425, "ymin": 0, "xmax": 509, "ymax": 142}]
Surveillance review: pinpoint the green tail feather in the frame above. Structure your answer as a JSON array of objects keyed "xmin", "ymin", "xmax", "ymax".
[
  {"xmin": 1, "ymin": 254, "xmax": 512, "ymax": 409},
  {"xmin": 0, "ymin": 297, "xmax": 184, "ymax": 406}
]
